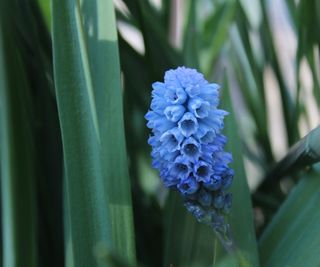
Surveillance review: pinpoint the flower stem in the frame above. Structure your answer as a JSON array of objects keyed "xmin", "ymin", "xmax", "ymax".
[
  {"xmin": 213, "ymin": 223, "xmax": 252, "ymax": 267},
  {"xmin": 213, "ymin": 223, "xmax": 236, "ymax": 254}
]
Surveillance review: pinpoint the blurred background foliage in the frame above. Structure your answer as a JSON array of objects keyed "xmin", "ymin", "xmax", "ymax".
[{"xmin": 0, "ymin": 0, "xmax": 320, "ymax": 266}]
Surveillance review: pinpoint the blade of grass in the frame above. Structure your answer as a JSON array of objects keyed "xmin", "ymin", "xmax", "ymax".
[
  {"xmin": 221, "ymin": 75, "xmax": 260, "ymax": 267},
  {"xmin": 259, "ymin": 164, "xmax": 320, "ymax": 267},
  {"xmin": 306, "ymin": 48, "xmax": 320, "ymax": 105},
  {"xmin": 15, "ymin": 2, "xmax": 64, "ymax": 265},
  {"xmin": 131, "ymin": 0, "xmax": 182, "ymax": 79},
  {"xmin": 183, "ymin": 0, "xmax": 199, "ymax": 69},
  {"xmin": 230, "ymin": 25, "xmax": 273, "ymax": 164},
  {"xmin": 201, "ymin": 1, "xmax": 237, "ymax": 74},
  {"xmin": 260, "ymin": 125, "xmax": 320, "ymax": 188},
  {"xmin": 160, "ymin": 0, "xmax": 171, "ymax": 34},
  {"xmin": 51, "ymin": 0, "xmax": 136, "ymax": 266},
  {"xmin": 0, "ymin": 13, "xmax": 37, "ymax": 267},
  {"xmin": 82, "ymin": 1, "xmax": 136, "ymax": 261},
  {"xmin": 37, "ymin": 0, "xmax": 51, "ymax": 30},
  {"xmin": 163, "ymin": 192, "xmax": 217, "ymax": 267},
  {"xmin": 259, "ymin": 0, "xmax": 299, "ymax": 145}
]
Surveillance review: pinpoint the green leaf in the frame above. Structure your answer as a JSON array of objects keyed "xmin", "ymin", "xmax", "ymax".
[
  {"xmin": 127, "ymin": 0, "xmax": 182, "ymax": 79},
  {"xmin": 163, "ymin": 192, "xmax": 217, "ymax": 267},
  {"xmin": 0, "ymin": 12, "xmax": 37, "ymax": 267},
  {"xmin": 37, "ymin": 0, "xmax": 51, "ymax": 30},
  {"xmin": 259, "ymin": 0, "xmax": 298, "ymax": 145},
  {"xmin": 183, "ymin": 0, "xmax": 200, "ymax": 69},
  {"xmin": 221, "ymin": 76, "xmax": 260, "ymax": 267},
  {"xmin": 1, "ymin": 1, "xmax": 64, "ymax": 266},
  {"xmin": 238, "ymin": 0, "xmax": 262, "ymax": 29},
  {"xmin": 306, "ymin": 49, "xmax": 320, "ymax": 105},
  {"xmin": 260, "ymin": 125, "xmax": 320, "ymax": 188},
  {"xmin": 94, "ymin": 247, "xmax": 140, "ymax": 267},
  {"xmin": 51, "ymin": 0, "xmax": 136, "ymax": 266},
  {"xmin": 230, "ymin": 25, "xmax": 272, "ymax": 163},
  {"xmin": 201, "ymin": 1, "xmax": 237, "ymax": 74},
  {"xmin": 259, "ymin": 164, "xmax": 320, "ymax": 267}
]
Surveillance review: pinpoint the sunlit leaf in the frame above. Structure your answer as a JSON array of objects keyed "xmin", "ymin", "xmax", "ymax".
[{"xmin": 51, "ymin": 0, "xmax": 136, "ymax": 265}]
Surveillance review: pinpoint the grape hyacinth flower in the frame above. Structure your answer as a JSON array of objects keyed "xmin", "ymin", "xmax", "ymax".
[{"xmin": 145, "ymin": 67, "xmax": 235, "ymax": 251}]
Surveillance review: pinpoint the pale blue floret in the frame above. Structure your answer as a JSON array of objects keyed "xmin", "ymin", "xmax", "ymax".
[
  {"xmin": 194, "ymin": 160, "xmax": 212, "ymax": 183},
  {"xmin": 170, "ymin": 155, "xmax": 192, "ymax": 179},
  {"xmin": 164, "ymin": 105, "xmax": 186, "ymax": 122},
  {"xmin": 181, "ymin": 137, "xmax": 201, "ymax": 161},
  {"xmin": 200, "ymin": 131, "xmax": 216, "ymax": 144},
  {"xmin": 145, "ymin": 66, "xmax": 234, "ymax": 225},
  {"xmin": 178, "ymin": 112, "xmax": 198, "ymax": 137},
  {"xmin": 197, "ymin": 84, "xmax": 221, "ymax": 106},
  {"xmin": 164, "ymin": 87, "xmax": 187, "ymax": 105},
  {"xmin": 188, "ymin": 97, "xmax": 210, "ymax": 119},
  {"xmin": 159, "ymin": 127, "xmax": 184, "ymax": 153}
]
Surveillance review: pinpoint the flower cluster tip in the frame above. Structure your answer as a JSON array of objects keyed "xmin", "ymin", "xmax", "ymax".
[{"xmin": 145, "ymin": 67, "xmax": 234, "ymax": 228}]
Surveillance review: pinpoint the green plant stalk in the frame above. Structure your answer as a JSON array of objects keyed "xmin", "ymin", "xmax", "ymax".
[
  {"xmin": 0, "ymin": 21, "xmax": 37, "ymax": 267},
  {"xmin": 212, "ymin": 224, "xmax": 255, "ymax": 267}
]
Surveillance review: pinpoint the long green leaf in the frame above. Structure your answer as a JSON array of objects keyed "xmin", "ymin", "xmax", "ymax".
[
  {"xmin": 259, "ymin": 125, "xmax": 320, "ymax": 189},
  {"xmin": 202, "ymin": 1, "xmax": 237, "ymax": 74},
  {"xmin": 259, "ymin": 0, "xmax": 298, "ymax": 145},
  {"xmin": 51, "ymin": 0, "xmax": 136, "ymax": 266},
  {"xmin": 163, "ymin": 192, "xmax": 216, "ymax": 267},
  {"xmin": 0, "ymin": 11, "xmax": 37, "ymax": 267},
  {"xmin": 129, "ymin": 0, "xmax": 182, "ymax": 79},
  {"xmin": 259, "ymin": 164, "xmax": 320, "ymax": 267},
  {"xmin": 20, "ymin": 2, "xmax": 64, "ymax": 265},
  {"xmin": 221, "ymin": 76, "xmax": 260, "ymax": 267},
  {"xmin": 230, "ymin": 25, "xmax": 273, "ymax": 164},
  {"xmin": 183, "ymin": 0, "xmax": 200, "ymax": 69}
]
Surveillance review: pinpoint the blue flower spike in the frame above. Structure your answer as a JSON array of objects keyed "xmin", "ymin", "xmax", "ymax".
[{"xmin": 145, "ymin": 67, "xmax": 235, "ymax": 252}]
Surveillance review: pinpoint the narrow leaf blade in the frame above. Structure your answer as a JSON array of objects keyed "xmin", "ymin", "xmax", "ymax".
[
  {"xmin": 51, "ymin": 0, "xmax": 135, "ymax": 265},
  {"xmin": 259, "ymin": 164, "xmax": 320, "ymax": 267},
  {"xmin": 221, "ymin": 76, "xmax": 260, "ymax": 267},
  {"xmin": 0, "ymin": 13, "xmax": 37, "ymax": 267}
]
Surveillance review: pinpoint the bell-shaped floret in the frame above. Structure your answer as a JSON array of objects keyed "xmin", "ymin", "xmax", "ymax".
[
  {"xmin": 178, "ymin": 112, "xmax": 198, "ymax": 137},
  {"xmin": 181, "ymin": 137, "xmax": 201, "ymax": 161},
  {"xmin": 159, "ymin": 127, "xmax": 184, "ymax": 153},
  {"xmin": 164, "ymin": 105, "xmax": 186, "ymax": 122},
  {"xmin": 188, "ymin": 97, "xmax": 210, "ymax": 119},
  {"xmin": 194, "ymin": 160, "xmax": 212, "ymax": 183},
  {"xmin": 170, "ymin": 155, "xmax": 192, "ymax": 179}
]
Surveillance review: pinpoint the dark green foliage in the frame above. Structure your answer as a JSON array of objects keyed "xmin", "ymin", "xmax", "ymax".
[
  {"xmin": 0, "ymin": 0, "xmax": 319, "ymax": 267},
  {"xmin": 0, "ymin": 1, "xmax": 63, "ymax": 266}
]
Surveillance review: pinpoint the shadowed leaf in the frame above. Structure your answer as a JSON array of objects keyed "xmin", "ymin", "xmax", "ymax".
[{"xmin": 259, "ymin": 164, "xmax": 320, "ymax": 267}]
